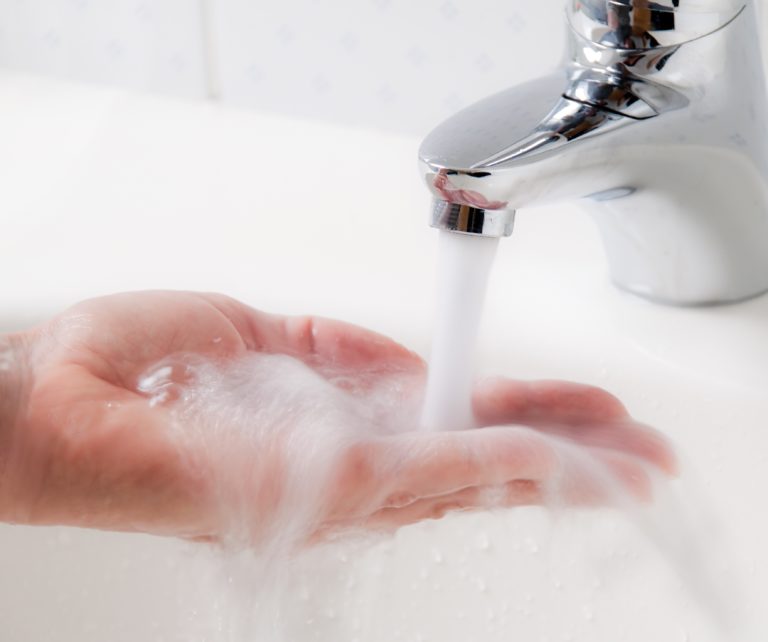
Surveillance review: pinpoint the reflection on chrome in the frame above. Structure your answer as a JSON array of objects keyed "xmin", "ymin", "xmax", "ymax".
[{"xmin": 419, "ymin": 1, "xmax": 768, "ymax": 305}]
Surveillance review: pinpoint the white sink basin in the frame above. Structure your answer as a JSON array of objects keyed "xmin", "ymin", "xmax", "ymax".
[{"xmin": 1, "ymin": 71, "xmax": 767, "ymax": 641}]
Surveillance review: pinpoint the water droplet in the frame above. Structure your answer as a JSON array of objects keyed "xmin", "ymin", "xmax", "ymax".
[
  {"xmin": 431, "ymin": 548, "xmax": 444, "ymax": 563},
  {"xmin": 582, "ymin": 606, "xmax": 594, "ymax": 621}
]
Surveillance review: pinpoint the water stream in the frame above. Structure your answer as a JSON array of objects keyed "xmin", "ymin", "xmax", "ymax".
[{"xmin": 420, "ymin": 231, "xmax": 500, "ymax": 432}]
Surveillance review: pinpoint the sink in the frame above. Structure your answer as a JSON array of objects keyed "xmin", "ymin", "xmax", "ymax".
[{"xmin": 1, "ymin": 71, "xmax": 766, "ymax": 641}]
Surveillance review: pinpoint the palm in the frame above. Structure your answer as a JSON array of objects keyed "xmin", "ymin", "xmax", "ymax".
[
  {"xmin": 16, "ymin": 293, "xmax": 252, "ymax": 535},
  {"xmin": 7, "ymin": 291, "xmax": 676, "ymax": 544}
]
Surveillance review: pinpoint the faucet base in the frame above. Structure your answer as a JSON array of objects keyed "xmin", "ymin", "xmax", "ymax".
[
  {"xmin": 586, "ymin": 147, "xmax": 768, "ymax": 306},
  {"xmin": 612, "ymin": 280, "xmax": 768, "ymax": 308}
]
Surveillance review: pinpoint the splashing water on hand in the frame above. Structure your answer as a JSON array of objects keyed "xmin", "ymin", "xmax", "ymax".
[
  {"xmin": 134, "ymin": 346, "xmax": 736, "ymax": 641},
  {"xmin": 128, "ymin": 240, "xmax": 736, "ymax": 640}
]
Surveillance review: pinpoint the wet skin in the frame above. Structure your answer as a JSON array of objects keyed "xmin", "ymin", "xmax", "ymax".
[{"xmin": 0, "ymin": 292, "xmax": 677, "ymax": 543}]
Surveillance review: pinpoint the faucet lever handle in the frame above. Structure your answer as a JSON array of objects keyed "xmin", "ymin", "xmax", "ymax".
[
  {"xmin": 564, "ymin": 68, "xmax": 689, "ymax": 118},
  {"xmin": 568, "ymin": 0, "xmax": 746, "ymax": 49}
]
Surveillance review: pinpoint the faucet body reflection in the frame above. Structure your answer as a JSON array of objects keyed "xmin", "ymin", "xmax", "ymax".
[{"xmin": 419, "ymin": 0, "xmax": 768, "ymax": 305}]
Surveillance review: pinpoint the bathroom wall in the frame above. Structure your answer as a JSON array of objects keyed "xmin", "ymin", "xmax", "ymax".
[
  {"xmin": 0, "ymin": 0, "xmax": 563, "ymax": 134},
  {"xmin": 2, "ymin": 0, "xmax": 767, "ymax": 135},
  {"xmin": 0, "ymin": 0, "xmax": 208, "ymax": 98}
]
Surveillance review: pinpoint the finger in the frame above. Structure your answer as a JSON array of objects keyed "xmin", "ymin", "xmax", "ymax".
[
  {"xmin": 472, "ymin": 379, "xmax": 678, "ymax": 476},
  {"xmin": 557, "ymin": 448, "xmax": 654, "ymax": 505},
  {"xmin": 546, "ymin": 421, "xmax": 679, "ymax": 477},
  {"xmin": 386, "ymin": 441, "xmax": 654, "ymax": 515},
  {"xmin": 361, "ymin": 449, "xmax": 654, "ymax": 531},
  {"xmin": 376, "ymin": 426, "xmax": 557, "ymax": 504},
  {"xmin": 325, "ymin": 427, "xmax": 553, "ymax": 523},
  {"xmin": 322, "ymin": 441, "xmax": 659, "ymax": 537},
  {"xmin": 199, "ymin": 293, "xmax": 424, "ymax": 373},
  {"xmin": 473, "ymin": 378, "xmax": 629, "ymax": 427},
  {"xmin": 362, "ymin": 451, "xmax": 651, "ymax": 532}
]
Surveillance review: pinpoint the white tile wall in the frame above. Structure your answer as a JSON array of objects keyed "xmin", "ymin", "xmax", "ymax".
[
  {"xmin": 1, "ymin": 0, "xmax": 766, "ymax": 134},
  {"xmin": 206, "ymin": 0, "xmax": 564, "ymax": 134},
  {"xmin": 0, "ymin": 0, "xmax": 208, "ymax": 98}
]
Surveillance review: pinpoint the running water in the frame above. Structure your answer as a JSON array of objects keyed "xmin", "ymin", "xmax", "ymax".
[
  {"xmin": 421, "ymin": 231, "xmax": 500, "ymax": 431},
  {"xmin": 129, "ymin": 229, "xmax": 738, "ymax": 640}
]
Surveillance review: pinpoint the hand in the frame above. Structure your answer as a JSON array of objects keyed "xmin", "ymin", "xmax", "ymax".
[{"xmin": 0, "ymin": 291, "xmax": 676, "ymax": 544}]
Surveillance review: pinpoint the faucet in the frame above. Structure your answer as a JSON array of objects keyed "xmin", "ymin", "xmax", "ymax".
[{"xmin": 419, "ymin": 0, "xmax": 768, "ymax": 305}]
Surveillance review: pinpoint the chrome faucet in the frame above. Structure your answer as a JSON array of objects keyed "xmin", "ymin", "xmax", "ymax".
[{"xmin": 419, "ymin": 0, "xmax": 768, "ymax": 305}]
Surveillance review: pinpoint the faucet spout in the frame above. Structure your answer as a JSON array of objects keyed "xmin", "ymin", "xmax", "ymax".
[{"xmin": 419, "ymin": 0, "xmax": 768, "ymax": 305}]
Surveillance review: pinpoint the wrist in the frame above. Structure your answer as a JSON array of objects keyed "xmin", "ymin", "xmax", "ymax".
[{"xmin": 0, "ymin": 332, "xmax": 32, "ymax": 501}]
